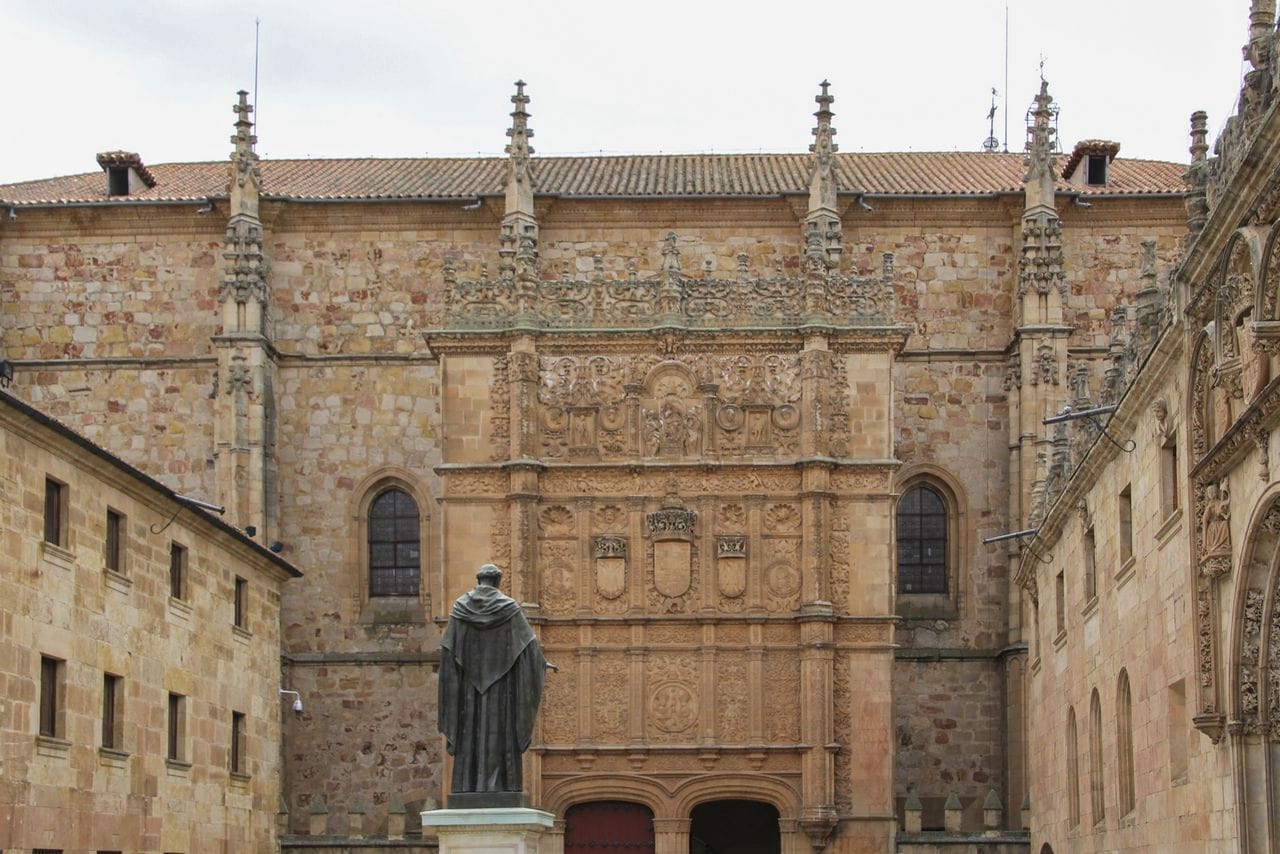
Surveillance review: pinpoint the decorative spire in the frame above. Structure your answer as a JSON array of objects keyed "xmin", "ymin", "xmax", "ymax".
[
  {"xmin": 229, "ymin": 90, "xmax": 261, "ymax": 216},
  {"xmin": 220, "ymin": 90, "xmax": 267, "ymax": 324},
  {"xmin": 502, "ymin": 80, "xmax": 538, "ymax": 275},
  {"xmin": 1185, "ymin": 111, "xmax": 1210, "ymax": 237},
  {"xmin": 1023, "ymin": 79, "xmax": 1058, "ymax": 211},
  {"xmin": 805, "ymin": 80, "xmax": 842, "ymax": 269}
]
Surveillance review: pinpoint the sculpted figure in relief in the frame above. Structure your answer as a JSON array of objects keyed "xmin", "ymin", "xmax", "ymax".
[{"xmin": 1201, "ymin": 481, "xmax": 1232, "ymax": 561}]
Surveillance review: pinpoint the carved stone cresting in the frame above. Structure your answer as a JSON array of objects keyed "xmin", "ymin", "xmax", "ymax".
[{"xmin": 442, "ymin": 230, "xmax": 896, "ymax": 331}]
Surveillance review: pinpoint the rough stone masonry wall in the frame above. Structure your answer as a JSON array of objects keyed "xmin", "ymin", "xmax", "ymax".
[{"xmin": 893, "ymin": 660, "xmax": 1005, "ymax": 832}]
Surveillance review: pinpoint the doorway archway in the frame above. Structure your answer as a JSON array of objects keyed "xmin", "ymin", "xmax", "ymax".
[
  {"xmin": 564, "ymin": 801, "xmax": 655, "ymax": 854},
  {"xmin": 689, "ymin": 800, "xmax": 780, "ymax": 854}
]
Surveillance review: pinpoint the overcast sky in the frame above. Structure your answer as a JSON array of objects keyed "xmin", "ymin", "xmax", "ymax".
[{"xmin": 0, "ymin": 0, "xmax": 1255, "ymax": 185}]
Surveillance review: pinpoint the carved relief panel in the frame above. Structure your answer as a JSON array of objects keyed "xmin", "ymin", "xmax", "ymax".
[{"xmin": 535, "ymin": 353, "xmax": 811, "ymax": 462}]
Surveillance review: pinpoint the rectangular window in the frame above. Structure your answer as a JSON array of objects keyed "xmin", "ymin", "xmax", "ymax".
[
  {"xmin": 1055, "ymin": 571, "xmax": 1066, "ymax": 637},
  {"xmin": 1169, "ymin": 679, "xmax": 1188, "ymax": 782},
  {"xmin": 1083, "ymin": 526, "xmax": 1097, "ymax": 603},
  {"xmin": 1161, "ymin": 437, "xmax": 1179, "ymax": 519},
  {"xmin": 1118, "ymin": 485, "xmax": 1134, "ymax": 565},
  {"xmin": 167, "ymin": 693, "xmax": 185, "ymax": 761},
  {"xmin": 233, "ymin": 577, "xmax": 248, "ymax": 629},
  {"xmin": 1086, "ymin": 154, "xmax": 1108, "ymax": 186},
  {"xmin": 231, "ymin": 711, "xmax": 246, "ymax": 774},
  {"xmin": 44, "ymin": 477, "xmax": 66, "ymax": 546},
  {"xmin": 40, "ymin": 655, "xmax": 63, "ymax": 738},
  {"xmin": 102, "ymin": 673, "xmax": 123, "ymax": 750},
  {"xmin": 169, "ymin": 542, "xmax": 187, "ymax": 600},
  {"xmin": 105, "ymin": 509, "xmax": 125, "ymax": 574}
]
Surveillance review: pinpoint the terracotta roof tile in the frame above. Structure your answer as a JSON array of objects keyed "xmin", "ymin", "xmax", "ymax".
[{"xmin": 0, "ymin": 151, "xmax": 1186, "ymax": 206}]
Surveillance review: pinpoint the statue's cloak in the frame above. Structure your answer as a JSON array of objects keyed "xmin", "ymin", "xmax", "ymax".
[{"xmin": 438, "ymin": 585, "xmax": 546, "ymax": 793}]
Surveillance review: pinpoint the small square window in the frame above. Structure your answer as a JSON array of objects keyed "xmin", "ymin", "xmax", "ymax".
[
  {"xmin": 167, "ymin": 693, "xmax": 186, "ymax": 761},
  {"xmin": 40, "ymin": 655, "xmax": 65, "ymax": 738},
  {"xmin": 233, "ymin": 577, "xmax": 248, "ymax": 629},
  {"xmin": 169, "ymin": 543, "xmax": 188, "ymax": 600},
  {"xmin": 44, "ymin": 478, "xmax": 67, "ymax": 547},
  {"xmin": 105, "ymin": 509, "xmax": 125, "ymax": 574}
]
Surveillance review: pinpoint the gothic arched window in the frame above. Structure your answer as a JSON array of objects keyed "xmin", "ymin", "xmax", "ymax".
[
  {"xmin": 1089, "ymin": 688, "xmax": 1106, "ymax": 826},
  {"xmin": 897, "ymin": 485, "xmax": 948, "ymax": 594},
  {"xmin": 1066, "ymin": 706, "xmax": 1080, "ymax": 828},
  {"xmin": 368, "ymin": 488, "xmax": 420, "ymax": 597},
  {"xmin": 1116, "ymin": 669, "xmax": 1136, "ymax": 816}
]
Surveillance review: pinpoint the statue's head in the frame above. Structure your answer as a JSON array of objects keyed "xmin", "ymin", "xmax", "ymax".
[{"xmin": 476, "ymin": 564, "xmax": 503, "ymax": 586}]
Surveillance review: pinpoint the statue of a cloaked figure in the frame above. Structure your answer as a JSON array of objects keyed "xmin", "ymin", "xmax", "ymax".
[{"xmin": 438, "ymin": 564, "xmax": 548, "ymax": 799}]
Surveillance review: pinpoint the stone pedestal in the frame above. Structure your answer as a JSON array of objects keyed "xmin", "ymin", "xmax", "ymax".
[{"xmin": 422, "ymin": 807, "xmax": 555, "ymax": 854}]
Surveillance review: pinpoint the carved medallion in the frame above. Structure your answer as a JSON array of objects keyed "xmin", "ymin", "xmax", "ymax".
[{"xmin": 649, "ymin": 682, "xmax": 698, "ymax": 734}]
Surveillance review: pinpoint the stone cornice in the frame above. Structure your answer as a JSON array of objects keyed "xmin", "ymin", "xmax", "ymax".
[{"xmin": 425, "ymin": 326, "xmax": 910, "ymax": 357}]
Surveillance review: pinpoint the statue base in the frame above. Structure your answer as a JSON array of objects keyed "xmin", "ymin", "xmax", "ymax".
[
  {"xmin": 422, "ymin": 806, "xmax": 555, "ymax": 854},
  {"xmin": 447, "ymin": 791, "xmax": 530, "ymax": 809}
]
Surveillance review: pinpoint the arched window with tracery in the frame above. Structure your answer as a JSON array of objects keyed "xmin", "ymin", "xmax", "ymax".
[
  {"xmin": 897, "ymin": 484, "xmax": 949, "ymax": 595},
  {"xmin": 1089, "ymin": 688, "xmax": 1106, "ymax": 827},
  {"xmin": 368, "ymin": 488, "xmax": 421, "ymax": 596},
  {"xmin": 1116, "ymin": 669, "xmax": 1136, "ymax": 816}
]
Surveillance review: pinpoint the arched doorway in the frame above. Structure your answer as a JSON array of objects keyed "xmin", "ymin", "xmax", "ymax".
[
  {"xmin": 689, "ymin": 800, "xmax": 779, "ymax": 854},
  {"xmin": 564, "ymin": 801, "xmax": 655, "ymax": 854}
]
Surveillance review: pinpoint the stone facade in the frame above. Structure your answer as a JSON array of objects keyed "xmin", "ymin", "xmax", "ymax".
[
  {"xmin": 0, "ymin": 389, "xmax": 299, "ymax": 853},
  {"xmin": 1021, "ymin": 4, "xmax": 1280, "ymax": 852},
  {"xmin": 0, "ymin": 54, "xmax": 1205, "ymax": 854}
]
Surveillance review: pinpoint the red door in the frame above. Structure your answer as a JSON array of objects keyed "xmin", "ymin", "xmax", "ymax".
[{"xmin": 564, "ymin": 801, "xmax": 655, "ymax": 853}]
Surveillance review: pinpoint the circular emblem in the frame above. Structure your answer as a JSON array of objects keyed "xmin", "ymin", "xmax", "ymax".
[
  {"xmin": 716, "ymin": 404, "xmax": 744, "ymax": 431},
  {"xmin": 766, "ymin": 560, "xmax": 800, "ymax": 597},
  {"xmin": 600, "ymin": 404, "xmax": 627, "ymax": 431},
  {"xmin": 649, "ymin": 682, "xmax": 698, "ymax": 733},
  {"xmin": 772, "ymin": 404, "xmax": 800, "ymax": 430},
  {"xmin": 542, "ymin": 406, "xmax": 567, "ymax": 430}
]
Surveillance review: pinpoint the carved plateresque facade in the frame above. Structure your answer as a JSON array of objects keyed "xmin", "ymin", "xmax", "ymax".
[
  {"xmin": 0, "ymin": 69, "xmax": 1191, "ymax": 854},
  {"xmin": 1020, "ymin": 2, "xmax": 1280, "ymax": 851},
  {"xmin": 431, "ymin": 80, "xmax": 904, "ymax": 854}
]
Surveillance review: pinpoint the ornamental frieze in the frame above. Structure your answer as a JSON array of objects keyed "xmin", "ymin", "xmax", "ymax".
[{"xmin": 442, "ymin": 233, "xmax": 896, "ymax": 331}]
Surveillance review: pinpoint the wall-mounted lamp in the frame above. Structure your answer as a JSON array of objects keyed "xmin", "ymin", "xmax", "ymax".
[
  {"xmin": 0, "ymin": 359, "xmax": 13, "ymax": 389},
  {"xmin": 175, "ymin": 493, "xmax": 226, "ymax": 515},
  {"xmin": 279, "ymin": 689, "xmax": 303, "ymax": 714}
]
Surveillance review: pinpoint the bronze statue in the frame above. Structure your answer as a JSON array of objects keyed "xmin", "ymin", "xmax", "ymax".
[{"xmin": 438, "ymin": 564, "xmax": 550, "ymax": 802}]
